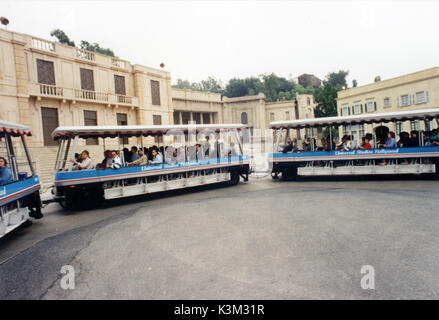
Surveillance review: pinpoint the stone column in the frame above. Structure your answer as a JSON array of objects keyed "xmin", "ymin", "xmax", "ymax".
[
  {"xmin": 12, "ymin": 37, "xmax": 31, "ymax": 132},
  {"xmin": 133, "ymin": 71, "xmax": 147, "ymax": 125}
]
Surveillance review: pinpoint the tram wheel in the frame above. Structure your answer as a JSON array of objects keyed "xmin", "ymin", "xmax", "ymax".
[
  {"xmin": 229, "ymin": 171, "xmax": 240, "ymax": 186},
  {"xmin": 281, "ymin": 167, "xmax": 297, "ymax": 181}
]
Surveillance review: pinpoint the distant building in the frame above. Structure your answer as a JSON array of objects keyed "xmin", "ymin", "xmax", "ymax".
[{"xmin": 293, "ymin": 74, "xmax": 322, "ymax": 88}]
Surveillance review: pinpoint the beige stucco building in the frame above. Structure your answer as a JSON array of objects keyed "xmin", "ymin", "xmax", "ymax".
[
  {"xmin": 0, "ymin": 28, "xmax": 316, "ymax": 186},
  {"xmin": 336, "ymin": 67, "xmax": 439, "ymax": 142}
]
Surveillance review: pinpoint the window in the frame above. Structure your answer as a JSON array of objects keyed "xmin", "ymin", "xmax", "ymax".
[
  {"xmin": 41, "ymin": 107, "xmax": 58, "ymax": 146},
  {"xmin": 425, "ymin": 119, "xmax": 433, "ymax": 131},
  {"xmin": 80, "ymin": 68, "xmax": 94, "ymax": 91},
  {"xmin": 192, "ymin": 112, "xmax": 201, "ymax": 124},
  {"xmin": 241, "ymin": 112, "xmax": 248, "ymax": 125},
  {"xmin": 182, "ymin": 112, "xmax": 191, "ymax": 124},
  {"xmin": 285, "ymin": 111, "xmax": 290, "ymax": 120},
  {"xmin": 365, "ymin": 101, "xmax": 375, "ymax": 112},
  {"xmin": 202, "ymin": 113, "xmax": 211, "ymax": 124},
  {"xmin": 37, "ymin": 59, "xmax": 55, "ymax": 85},
  {"xmin": 353, "ymin": 104, "xmax": 362, "ymax": 115},
  {"xmin": 306, "ymin": 97, "xmax": 311, "ymax": 106},
  {"xmin": 114, "ymin": 75, "xmax": 126, "ymax": 95},
  {"xmin": 151, "ymin": 80, "xmax": 161, "ymax": 105},
  {"xmin": 153, "ymin": 115, "xmax": 162, "ymax": 143},
  {"xmin": 415, "ymin": 91, "xmax": 426, "ymax": 104},
  {"xmin": 116, "ymin": 113, "xmax": 128, "ymax": 145},
  {"xmin": 153, "ymin": 114, "xmax": 162, "ymax": 125},
  {"xmin": 400, "ymin": 94, "xmax": 409, "ymax": 107},
  {"xmin": 410, "ymin": 120, "xmax": 419, "ymax": 131},
  {"xmin": 384, "ymin": 97, "xmax": 391, "ymax": 108},
  {"xmin": 173, "ymin": 111, "xmax": 180, "ymax": 124},
  {"xmin": 84, "ymin": 110, "xmax": 98, "ymax": 145},
  {"xmin": 396, "ymin": 121, "xmax": 403, "ymax": 135},
  {"xmin": 341, "ymin": 106, "xmax": 350, "ymax": 116},
  {"xmin": 270, "ymin": 113, "xmax": 275, "ymax": 121}
]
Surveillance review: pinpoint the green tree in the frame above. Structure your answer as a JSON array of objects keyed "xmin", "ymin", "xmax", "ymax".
[
  {"xmin": 326, "ymin": 70, "xmax": 349, "ymax": 87},
  {"xmin": 313, "ymin": 81, "xmax": 340, "ymax": 117},
  {"xmin": 80, "ymin": 40, "xmax": 115, "ymax": 57},
  {"xmin": 200, "ymin": 77, "xmax": 223, "ymax": 93},
  {"xmin": 50, "ymin": 29, "xmax": 75, "ymax": 47}
]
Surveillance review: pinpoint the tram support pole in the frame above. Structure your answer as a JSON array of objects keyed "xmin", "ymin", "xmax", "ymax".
[
  {"xmin": 67, "ymin": 136, "xmax": 79, "ymax": 171},
  {"xmin": 21, "ymin": 135, "xmax": 35, "ymax": 177}
]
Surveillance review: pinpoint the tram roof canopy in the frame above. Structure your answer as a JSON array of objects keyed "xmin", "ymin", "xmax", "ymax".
[
  {"xmin": 270, "ymin": 108, "xmax": 439, "ymax": 129},
  {"xmin": 0, "ymin": 120, "xmax": 32, "ymax": 136},
  {"xmin": 52, "ymin": 124, "xmax": 246, "ymax": 140}
]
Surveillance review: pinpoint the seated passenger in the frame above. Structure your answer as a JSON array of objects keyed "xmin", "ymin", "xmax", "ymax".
[
  {"xmin": 109, "ymin": 150, "xmax": 122, "ymax": 169},
  {"xmin": 360, "ymin": 137, "xmax": 372, "ymax": 149},
  {"xmin": 129, "ymin": 146, "xmax": 140, "ymax": 162},
  {"xmin": 149, "ymin": 148, "xmax": 163, "ymax": 164},
  {"xmin": 0, "ymin": 156, "xmax": 13, "ymax": 185},
  {"xmin": 406, "ymin": 131, "xmax": 420, "ymax": 147},
  {"xmin": 397, "ymin": 132, "xmax": 410, "ymax": 148},
  {"xmin": 282, "ymin": 139, "xmax": 297, "ymax": 153},
  {"xmin": 71, "ymin": 150, "xmax": 95, "ymax": 170},
  {"xmin": 128, "ymin": 148, "xmax": 148, "ymax": 166},
  {"xmin": 303, "ymin": 138, "xmax": 312, "ymax": 151},
  {"xmin": 337, "ymin": 135, "xmax": 352, "ymax": 151},
  {"xmin": 384, "ymin": 131, "xmax": 396, "ymax": 148},
  {"xmin": 430, "ymin": 129, "xmax": 439, "ymax": 142}
]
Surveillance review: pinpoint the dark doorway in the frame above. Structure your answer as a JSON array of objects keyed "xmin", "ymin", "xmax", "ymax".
[{"xmin": 41, "ymin": 107, "xmax": 59, "ymax": 146}]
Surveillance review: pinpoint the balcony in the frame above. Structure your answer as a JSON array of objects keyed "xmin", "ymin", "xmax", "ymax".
[
  {"xmin": 76, "ymin": 49, "xmax": 95, "ymax": 61},
  {"xmin": 29, "ymin": 83, "xmax": 139, "ymax": 107},
  {"xmin": 111, "ymin": 58, "xmax": 126, "ymax": 69},
  {"xmin": 31, "ymin": 37, "xmax": 55, "ymax": 52}
]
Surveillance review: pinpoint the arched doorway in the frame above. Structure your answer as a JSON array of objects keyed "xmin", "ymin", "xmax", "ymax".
[{"xmin": 241, "ymin": 112, "xmax": 248, "ymax": 125}]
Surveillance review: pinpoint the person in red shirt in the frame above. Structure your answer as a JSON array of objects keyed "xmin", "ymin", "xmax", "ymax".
[{"xmin": 361, "ymin": 137, "xmax": 372, "ymax": 149}]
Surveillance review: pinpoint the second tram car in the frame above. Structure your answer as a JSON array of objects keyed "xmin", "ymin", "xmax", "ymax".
[{"xmin": 269, "ymin": 108, "xmax": 439, "ymax": 180}]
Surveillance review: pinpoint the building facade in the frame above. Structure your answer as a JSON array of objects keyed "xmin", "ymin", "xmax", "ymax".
[
  {"xmin": 336, "ymin": 67, "xmax": 439, "ymax": 143},
  {"xmin": 0, "ymin": 28, "xmax": 316, "ymax": 186}
]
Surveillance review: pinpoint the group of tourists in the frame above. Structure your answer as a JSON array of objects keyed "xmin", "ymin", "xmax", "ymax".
[
  {"xmin": 68, "ymin": 139, "xmax": 240, "ymax": 171},
  {"xmin": 282, "ymin": 128, "xmax": 439, "ymax": 153}
]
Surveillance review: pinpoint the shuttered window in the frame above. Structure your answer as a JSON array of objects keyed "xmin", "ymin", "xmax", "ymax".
[
  {"xmin": 117, "ymin": 113, "xmax": 128, "ymax": 145},
  {"xmin": 80, "ymin": 68, "xmax": 94, "ymax": 91},
  {"xmin": 151, "ymin": 80, "xmax": 161, "ymax": 105},
  {"xmin": 365, "ymin": 101, "xmax": 375, "ymax": 112},
  {"xmin": 384, "ymin": 97, "xmax": 391, "ymax": 108},
  {"xmin": 341, "ymin": 107, "xmax": 350, "ymax": 116},
  {"xmin": 41, "ymin": 107, "xmax": 58, "ymax": 146},
  {"xmin": 353, "ymin": 104, "xmax": 362, "ymax": 114},
  {"xmin": 114, "ymin": 75, "xmax": 126, "ymax": 95},
  {"xmin": 416, "ymin": 91, "xmax": 426, "ymax": 104},
  {"xmin": 37, "ymin": 59, "xmax": 55, "ymax": 85},
  {"xmin": 400, "ymin": 94, "xmax": 409, "ymax": 106},
  {"xmin": 153, "ymin": 115, "xmax": 162, "ymax": 125},
  {"xmin": 84, "ymin": 110, "xmax": 98, "ymax": 145},
  {"xmin": 203, "ymin": 113, "xmax": 211, "ymax": 124}
]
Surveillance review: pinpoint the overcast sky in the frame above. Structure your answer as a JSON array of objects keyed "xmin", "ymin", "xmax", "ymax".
[{"xmin": 2, "ymin": 0, "xmax": 438, "ymax": 87}]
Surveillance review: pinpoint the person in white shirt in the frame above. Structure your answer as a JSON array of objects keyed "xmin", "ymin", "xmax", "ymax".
[
  {"xmin": 71, "ymin": 150, "xmax": 95, "ymax": 170},
  {"xmin": 109, "ymin": 150, "xmax": 122, "ymax": 169},
  {"xmin": 195, "ymin": 144, "xmax": 204, "ymax": 161},
  {"xmin": 149, "ymin": 149, "xmax": 163, "ymax": 164}
]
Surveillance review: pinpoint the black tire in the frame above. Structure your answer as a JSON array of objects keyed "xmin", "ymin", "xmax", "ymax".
[
  {"xmin": 229, "ymin": 171, "xmax": 240, "ymax": 186},
  {"xmin": 281, "ymin": 166, "xmax": 297, "ymax": 181}
]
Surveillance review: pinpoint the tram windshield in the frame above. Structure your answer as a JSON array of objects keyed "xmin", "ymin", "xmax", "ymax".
[
  {"xmin": 52, "ymin": 124, "xmax": 246, "ymax": 172},
  {"xmin": 0, "ymin": 121, "xmax": 35, "ymax": 185}
]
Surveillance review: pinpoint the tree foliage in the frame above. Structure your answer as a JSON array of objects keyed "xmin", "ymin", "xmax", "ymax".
[
  {"xmin": 313, "ymin": 70, "xmax": 349, "ymax": 117},
  {"xmin": 80, "ymin": 40, "xmax": 115, "ymax": 57},
  {"xmin": 173, "ymin": 77, "xmax": 223, "ymax": 93},
  {"xmin": 50, "ymin": 29, "xmax": 75, "ymax": 47},
  {"xmin": 49, "ymin": 29, "xmax": 115, "ymax": 56}
]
